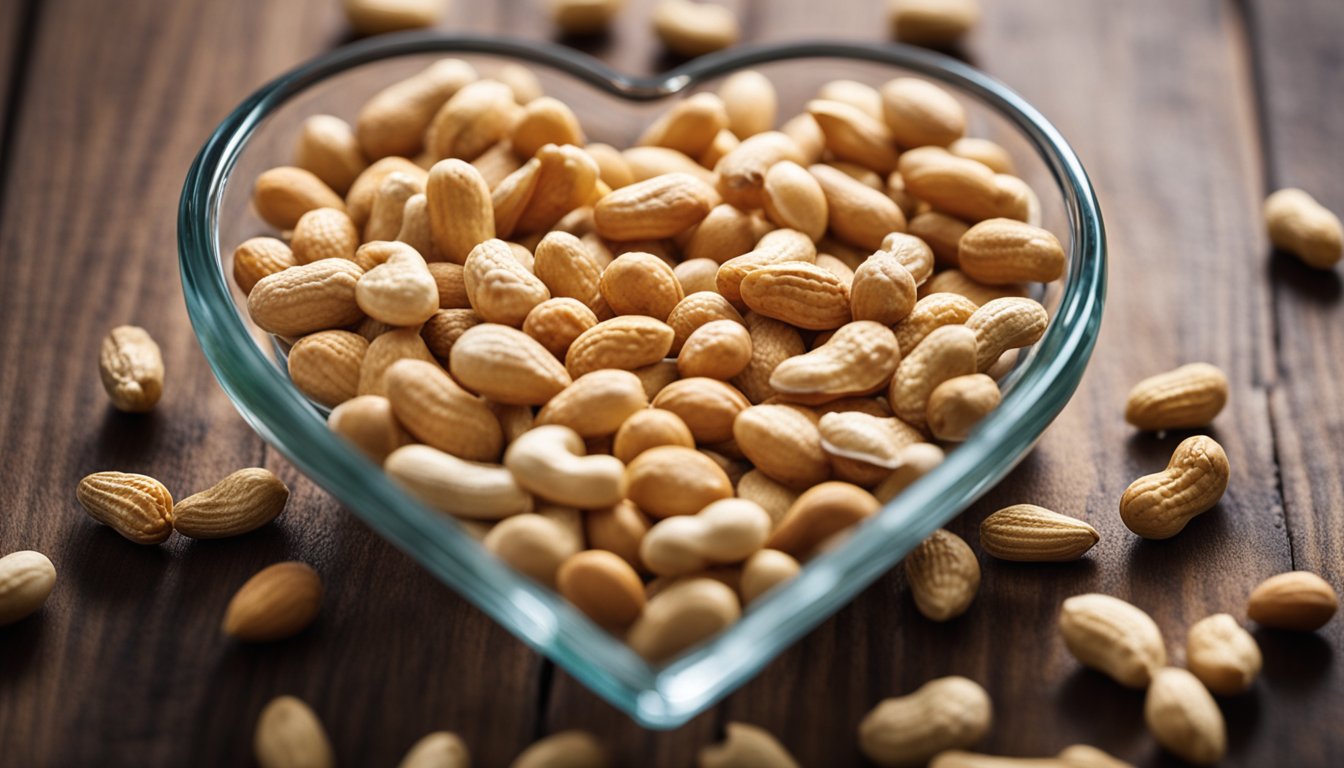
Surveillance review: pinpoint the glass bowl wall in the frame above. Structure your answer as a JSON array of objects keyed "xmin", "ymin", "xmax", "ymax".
[{"xmin": 179, "ymin": 34, "xmax": 1105, "ymax": 729}]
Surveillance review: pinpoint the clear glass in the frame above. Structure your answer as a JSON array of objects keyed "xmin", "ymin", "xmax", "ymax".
[{"xmin": 178, "ymin": 34, "xmax": 1105, "ymax": 729}]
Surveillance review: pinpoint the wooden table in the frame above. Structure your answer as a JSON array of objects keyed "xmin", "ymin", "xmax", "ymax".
[{"xmin": 2, "ymin": 1, "xmax": 1341, "ymax": 765}]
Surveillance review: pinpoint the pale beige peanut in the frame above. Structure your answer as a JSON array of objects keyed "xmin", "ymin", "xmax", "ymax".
[
  {"xmin": 677, "ymin": 319, "xmax": 753, "ymax": 380},
  {"xmin": 1055, "ymin": 745, "xmax": 1135, "ymax": 768},
  {"xmin": 673, "ymin": 257, "xmax": 721, "ymax": 296},
  {"xmin": 287, "ymin": 330, "xmax": 367, "ymax": 408},
  {"xmin": 356, "ymin": 242, "xmax": 440, "ymax": 326},
  {"xmin": 463, "ymin": 238, "xmax": 550, "ymax": 326},
  {"xmin": 739, "ymin": 261, "xmax": 851, "ymax": 331},
  {"xmin": 384, "ymin": 358, "xmax": 503, "ymax": 462},
  {"xmin": 491, "ymin": 402, "xmax": 536, "ymax": 446},
  {"xmin": 613, "ymin": 409, "xmax": 694, "ymax": 464},
  {"xmin": 514, "ymin": 143, "xmax": 601, "ymax": 234},
  {"xmin": 537, "ymin": 369, "xmax": 649, "ymax": 438},
  {"xmin": 547, "ymin": 0, "xmax": 625, "ymax": 35},
  {"xmin": 699, "ymin": 722, "xmax": 799, "ymax": 768},
  {"xmin": 638, "ymin": 92, "xmax": 728, "ymax": 157},
  {"xmin": 907, "ymin": 211, "xmax": 970, "ymax": 267},
  {"xmin": 557, "ymin": 549, "xmax": 645, "ymax": 629},
  {"xmin": 600, "ymin": 251, "xmax": 684, "ymax": 320},
  {"xmin": 816, "ymin": 254, "xmax": 857, "ymax": 286},
  {"xmin": 565, "ymin": 315, "xmax": 674, "ymax": 377},
  {"xmin": 419, "ymin": 309, "xmax": 480, "ymax": 363},
  {"xmin": 397, "ymin": 731, "xmax": 471, "ymax": 768},
  {"xmin": 859, "ymin": 676, "xmax": 991, "ymax": 768},
  {"xmin": 719, "ymin": 70, "xmax": 776, "ymax": 139},
  {"xmin": 872, "ymin": 442, "xmax": 945, "ymax": 503},
  {"xmin": 622, "ymin": 145, "xmax": 716, "ymax": 184},
  {"xmin": 504, "ymin": 425, "xmax": 624, "ymax": 508},
  {"xmin": 295, "ymin": 114, "xmax": 367, "ymax": 195},
  {"xmin": 363, "ymin": 172, "xmax": 424, "ymax": 243},
  {"xmin": 895, "ymin": 292, "xmax": 978, "ymax": 351},
  {"xmin": 966, "ymin": 296, "xmax": 1048, "ymax": 372},
  {"xmin": 346, "ymin": 156, "xmax": 429, "ymax": 229},
  {"xmin": 594, "ymin": 172, "xmax": 716, "ymax": 241},
  {"xmin": 641, "ymin": 498, "xmax": 771, "ymax": 576},
  {"xmin": 356, "ymin": 58, "xmax": 477, "ymax": 160},
  {"xmin": 585, "ymin": 500, "xmax": 651, "ymax": 570},
  {"xmin": 523, "ymin": 297, "xmax": 598, "ymax": 358},
  {"xmin": 1119, "ymin": 435, "xmax": 1229, "ymax": 540},
  {"xmin": 828, "ymin": 160, "xmax": 885, "ymax": 190},
  {"xmin": 624, "ymin": 445, "xmax": 733, "ymax": 518},
  {"xmin": 958, "ymin": 218, "xmax": 1065, "ymax": 284},
  {"xmin": 492, "ymin": 158, "xmax": 541, "ymax": 240},
  {"xmin": 1124, "ymin": 363, "xmax": 1228, "ymax": 431},
  {"xmin": 716, "ymin": 228, "xmax": 817, "ymax": 304},
  {"xmin": 667, "ymin": 291, "xmax": 745, "ymax": 354},
  {"xmin": 927, "ymin": 373, "xmax": 1000, "ymax": 441},
  {"xmin": 448, "ymin": 323, "xmax": 571, "ymax": 405},
  {"xmin": 879, "ymin": 77, "xmax": 966, "ymax": 148},
  {"xmin": 253, "ymin": 166, "xmax": 346, "ymax": 230},
  {"xmin": 888, "ymin": 0, "xmax": 980, "ymax": 46},
  {"xmin": 223, "ymin": 561, "xmax": 322, "ymax": 642},
  {"xmin": 484, "ymin": 509, "xmax": 584, "ymax": 587},
  {"xmin": 949, "ymin": 137, "xmax": 1015, "ymax": 175},
  {"xmin": 1145, "ymin": 667, "xmax": 1226, "ymax": 766},
  {"xmin": 254, "ymin": 695, "xmax": 335, "ymax": 768},
  {"xmin": 360, "ymin": 325, "xmax": 438, "ymax": 395},
  {"xmin": 511, "ymin": 97, "xmax": 585, "ymax": 159},
  {"xmin": 817, "ymin": 79, "xmax": 883, "ymax": 121},
  {"xmin": 762, "ymin": 160, "xmax": 828, "ymax": 241},
  {"xmin": 426, "ymin": 79, "xmax": 519, "ymax": 161},
  {"xmin": 427, "ymin": 261, "xmax": 470, "ymax": 308},
  {"xmin": 732, "ymin": 313, "xmax": 806, "ymax": 404},
  {"xmin": 76, "ymin": 471, "xmax": 174, "ymax": 544},
  {"xmin": 0, "ymin": 551, "xmax": 57, "ymax": 626},
  {"xmin": 807, "ymin": 99, "xmax": 900, "ymax": 174},
  {"xmin": 979, "ymin": 504, "xmax": 1098, "ymax": 563},
  {"xmin": 628, "ymin": 575, "xmax": 740, "ymax": 661},
  {"xmin": 652, "ymin": 0, "xmax": 740, "ymax": 57},
  {"xmin": 684, "ymin": 203, "xmax": 769, "ymax": 263},
  {"xmin": 880, "ymin": 231, "xmax": 935, "ymax": 285},
  {"xmin": 889, "ymin": 324, "xmax": 977, "ymax": 428},
  {"xmin": 1247, "ymin": 570, "xmax": 1339, "ymax": 631},
  {"xmin": 904, "ymin": 528, "xmax": 979, "ymax": 621},
  {"xmin": 472, "ymin": 139, "xmax": 524, "ymax": 188},
  {"xmin": 585, "ymin": 142, "xmax": 635, "ymax": 189},
  {"xmin": 770, "ymin": 321, "xmax": 900, "ymax": 403},
  {"xmin": 1186, "ymin": 613, "xmax": 1261, "ymax": 695},
  {"xmin": 1059, "ymin": 593, "xmax": 1166, "ymax": 688},
  {"xmin": 732, "ymin": 471, "xmax": 796, "ymax": 529},
  {"xmin": 248, "ymin": 258, "xmax": 364, "ymax": 338},
  {"xmin": 652, "ymin": 377, "xmax": 750, "ymax": 444},
  {"xmin": 1264, "ymin": 187, "xmax": 1343, "ymax": 269},
  {"xmin": 426, "ymin": 158, "xmax": 496, "ymax": 264},
  {"xmin": 714, "ymin": 131, "xmax": 805, "ymax": 209},
  {"xmin": 921, "ymin": 268, "xmax": 1028, "ymax": 307},
  {"xmin": 738, "ymin": 549, "xmax": 801, "ymax": 606},
  {"xmin": 495, "ymin": 63, "xmax": 542, "ymax": 106},
  {"xmin": 329, "ymin": 395, "xmax": 411, "ymax": 462},
  {"xmin": 533, "ymin": 230, "xmax": 605, "ymax": 313},
  {"xmin": 899, "ymin": 147, "xmax": 1028, "ymax": 222},
  {"xmin": 352, "ymin": 239, "xmax": 413, "ymax": 271},
  {"xmin": 99, "ymin": 325, "xmax": 164, "ymax": 413},
  {"xmin": 385, "ymin": 444, "xmax": 532, "ymax": 519},
  {"xmin": 818, "ymin": 411, "xmax": 923, "ymax": 486},
  {"xmin": 851, "ymin": 253, "xmax": 918, "ymax": 325},
  {"xmin": 734, "ymin": 404, "xmax": 830, "ymax": 491},
  {"xmin": 780, "ymin": 113, "xmax": 825, "ymax": 165},
  {"xmin": 810, "ymin": 163, "xmax": 907, "ymax": 250},
  {"xmin": 509, "ymin": 731, "xmax": 609, "ymax": 768},
  {"xmin": 233, "ymin": 237, "xmax": 297, "ymax": 295}
]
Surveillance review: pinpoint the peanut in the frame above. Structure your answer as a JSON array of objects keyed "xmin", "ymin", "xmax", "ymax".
[
  {"xmin": 0, "ymin": 551, "xmax": 57, "ymax": 626},
  {"xmin": 599, "ymin": 250, "xmax": 685, "ymax": 319},
  {"xmin": 926, "ymin": 373, "xmax": 1000, "ymax": 441},
  {"xmin": 770, "ymin": 321, "xmax": 900, "ymax": 402},
  {"xmin": 295, "ymin": 114, "xmax": 367, "ymax": 195},
  {"xmin": 1186, "ymin": 613, "xmax": 1261, "ymax": 695},
  {"xmin": 248, "ymin": 259, "xmax": 365, "ymax": 338},
  {"xmin": 329, "ymin": 394, "xmax": 411, "ymax": 462},
  {"xmin": 99, "ymin": 325, "xmax": 164, "ymax": 413},
  {"xmin": 720, "ymin": 70, "xmax": 777, "ymax": 139},
  {"xmin": 1264, "ymin": 187, "xmax": 1343, "ymax": 269},
  {"xmin": 76, "ymin": 471, "xmax": 174, "ymax": 544},
  {"xmin": 1119, "ymin": 435, "xmax": 1229, "ymax": 539},
  {"xmin": 888, "ymin": 0, "xmax": 980, "ymax": 47},
  {"xmin": 762, "ymin": 160, "xmax": 828, "ymax": 241},
  {"xmin": 653, "ymin": 0, "xmax": 740, "ymax": 58},
  {"xmin": 979, "ymin": 504, "xmax": 1098, "ymax": 562},
  {"xmin": 1246, "ymin": 570, "xmax": 1339, "ymax": 631},
  {"xmin": 641, "ymin": 499, "xmax": 771, "ymax": 576},
  {"xmin": 904, "ymin": 528, "xmax": 979, "ymax": 621},
  {"xmin": 677, "ymin": 319, "xmax": 753, "ymax": 380},
  {"xmin": 808, "ymin": 99, "xmax": 900, "ymax": 174},
  {"xmin": 449, "ymin": 323, "xmax": 572, "ymax": 405},
  {"xmin": 767, "ymin": 481, "xmax": 878, "ymax": 559},
  {"xmin": 859, "ymin": 676, "xmax": 992, "ymax": 768},
  {"xmin": 1059, "ymin": 593, "xmax": 1165, "ymax": 688},
  {"xmin": 958, "ymin": 218, "xmax": 1065, "ymax": 284},
  {"xmin": 557, "ymin": 549, "xmax": 645, "ymax": 629},
  {"xmin": 484, "ymin": 510, "xmax": 584, "ymax": 587},
  {"xmin": 233, "ymin": 237, "xmax": 296, "ymax": 294},
  {"xmin": 890, "ymin": 324, "xmax": 978, "ymax": 428},
  {"xmin": 254, "ymin": 695, "xmax": 334, "ymax": 768},
  {"xmin": 463, "ymin": 238, "xmax": 550, "ymax": 326},
  {"xmin": 292, "ymin": 206, "xmax": 360, "ymax": 264},
  {"xmin": 385, "ymin": 444, "xmax": 533, "ymax": 519},
  {"xmin": 253, "ymin": 166, "xmax": 346, "ymax": 230},
  {"xmin": 398, "ymin": 731, "xmax": 470, "ymax": 768},
  {"xmin": 809, "ymin": 163, "xmax": 907, "ymax": 250},
  {"xmin": 1145, "ymin": 667, "xmax": 1226, "ymax": 765},
  {"xmin": 173, "ymin": 468, "xmax": 289, "ymax": 540},
  {"xmin": 734, "ymin": 404, "xmax": 830, "ymax": 490},
  {"xmin": 879, "ymin": 78, "xmax": 966, "ymax": 148},
  {"xmin": 537, "ymin": 369, "xmax": 649, "ymax": 437},
  {"xmin": 548, "ymin": 0, "xmax": 625, "ymax": 35},
  {"xmin": 965, "ymin": 296, "xmax": 1048, "ymax": 372},
  {"xmin": 1124, "ymin": 362, "xmax": 1228, "ymax": 431},
  {"xmin": 223, "ymin": 561, "xmax": 322, "ymax": 642},
  {"xmin": 699, "ymin": 722, "xmax": 800, "ymax": 768},
  {"xmin": 385, "ymin": 358, "xmax": 503, "ymax": 461},
  {"xmin": 627, "ymin": 576, "xmax": 740, "ymax": 661},
  {"xmin": 565, "ymin": 315, "xmax": 674, "ymax": 377},
  {"xmin": 503, "ymin": 425, "xmax": 625, "ymax": 508},
  {"xmin": 624, "ymin": 445, "xmax": 733, "ymax": 518},
  {"xmin": 356, "ymin": 242, "xmax": 440, "ymax": 326}
]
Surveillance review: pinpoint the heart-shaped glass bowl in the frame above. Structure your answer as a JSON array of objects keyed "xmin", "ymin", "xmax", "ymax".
[{"xmin": 179, "ymin": 33, "xmax": 1105, "ymax": 728}]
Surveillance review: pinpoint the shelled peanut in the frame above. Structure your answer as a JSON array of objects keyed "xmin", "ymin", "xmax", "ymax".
[{"xmin": 234, "ymin": 58, "xmax": 1065, "ymax": 661}]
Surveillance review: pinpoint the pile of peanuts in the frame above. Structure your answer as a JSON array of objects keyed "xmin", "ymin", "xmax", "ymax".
[{"xmin": 233, "ymin": 57, "xmax": 1065, "ymax": 662}]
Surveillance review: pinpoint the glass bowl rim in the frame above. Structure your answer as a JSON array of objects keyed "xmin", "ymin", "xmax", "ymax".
[{"xmin": 178, "ymin": 32, "xmax": 1106, "ymax": 729}]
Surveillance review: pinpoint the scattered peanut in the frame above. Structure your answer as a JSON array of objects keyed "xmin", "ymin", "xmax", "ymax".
[
  {"xmin": 343, "ymin": 0, "xmax": 446, "ymax": 36},
  {"xmin": 173, "ymin": 468, "xmax": 290, "ymax": 540},
  {"xmin": 99, "ymin": 325, "xmax": 164, "ymax": 413},
  {"xmin": 76, "ymin": 471, "xmax": 175, "ymax": 545},
  {"xmin": 254, "ymin": 695, "xmax": 334, "ymax": 768},
  {"xmin": 1119, "ymin": 435, "xmax": 1229, "ymax": 539},
  {"xmin": 1264, "ymin": 187, "xmax": 1343, "ymax": 269},
  {"xmin": 978, "ymin": 504, "xmax": 1098, "ymax": 563},
  {"xmin": 1246, "ymin": 570, "xmax": 1339, "ymax": 632},
  {"xmin": 398, "ymin": 731, "xmax": 471, "ymax": 768},
  {"xmin": 0, "ymin": 551, "xmax": 57, "ymax": 626},
  {"xmin": 510, "ymin": 731, "xmax": 608, "ymax": 768},
  {"xmin": 1144, "ymin": 667, "xmax": 1226, "ymax": 765},
  {"xmin": 1186, "ymin": 613, "xmax": 1262, "ymax": 695},
  {"xmin": 904, "ymin": 528, "xmax": 979, "ymax": 621},
  {"xmin": 1059, "ymin": 593, "xmax": 1165, "ymax": 688},
  {"xmin": 699, "ymin": 722, "xmax": 800, "ymax": 768},
  {"xmin": 888, "ymin": 0, "xmax": 980, "ymax": 47},
  {"xmin": 859, "ymin": 676, "xmax": 992, "ymax": 767},
  {"xmin": 1123, "ymin": 362, "xmax": 1228, "ymax": 431},
  {"xmin": 653, "ymin": 0, "xmax": 740, "ymax": 58},
  {"xmin": 222, "ymin": 561, "xmax": 322, "ymax": 642}
]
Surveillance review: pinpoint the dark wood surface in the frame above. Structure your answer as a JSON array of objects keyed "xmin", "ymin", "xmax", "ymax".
[{"xmin": 1, "ymin": 0, "xmax": 1341, "ymax": 765}]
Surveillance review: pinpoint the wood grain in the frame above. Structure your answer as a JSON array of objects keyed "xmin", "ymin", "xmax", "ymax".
[{"xmin": 0, "ymin": 0, "xmax": 1340, "ymax": 765}]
